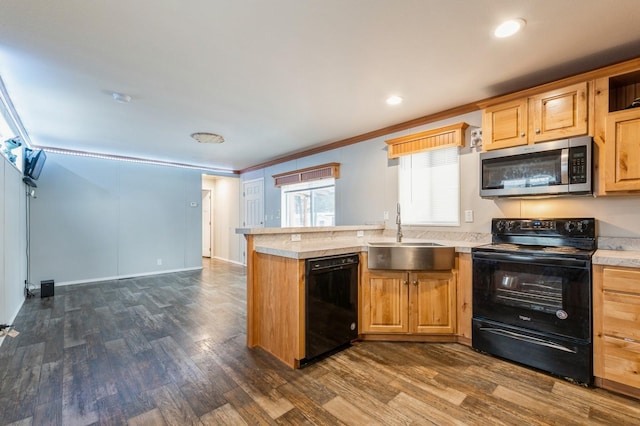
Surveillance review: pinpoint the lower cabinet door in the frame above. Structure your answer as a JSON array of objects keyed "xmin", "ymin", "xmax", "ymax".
[
  {"xmin": 361, "ymin": 270, "xmax": 409, "ymax": 333},
  {"xmin": 411, "ymin": 271, "xmax": 456, "ymax": 334},
  {"xmin": 603, "ymin": 336, "xmax": 640, "ymax": 389}
]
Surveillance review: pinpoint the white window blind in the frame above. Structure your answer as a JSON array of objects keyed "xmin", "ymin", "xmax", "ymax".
[{"xmin": 398, "ymin": 147, "xmax": 460, "ymax": 226}]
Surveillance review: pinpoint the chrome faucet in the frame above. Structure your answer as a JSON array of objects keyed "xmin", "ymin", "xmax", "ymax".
[{"xmin": 396, "ymin": 202, "xmax": 402, "ymax": 243}]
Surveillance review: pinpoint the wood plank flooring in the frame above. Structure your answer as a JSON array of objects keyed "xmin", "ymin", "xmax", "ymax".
[{"xmin": 0, "ymin": 258, "xmax": 639, "ymax": 425}]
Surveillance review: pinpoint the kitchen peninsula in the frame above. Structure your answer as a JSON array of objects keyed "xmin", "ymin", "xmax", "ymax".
[
  {"xmin": 238, "ymin": 225, "xmax": 640, "ymax": 399},
  {"xmin": 237, "ymin": 225, "xmax": 489, "ymax": 368}
]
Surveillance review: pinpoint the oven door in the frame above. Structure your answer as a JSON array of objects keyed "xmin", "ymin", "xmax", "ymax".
[{"xmin": 472, "ymin": 249, "xmax": 591, "ymax": 340}]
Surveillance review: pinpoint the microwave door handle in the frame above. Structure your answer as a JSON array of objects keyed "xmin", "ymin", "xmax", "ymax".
[{"xmin": 560, "ymin": 148, "xmax": 569, "ymax": 184}]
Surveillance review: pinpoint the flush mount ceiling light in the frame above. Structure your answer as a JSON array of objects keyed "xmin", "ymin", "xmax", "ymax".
[
  {"xmin": 191, "ymin": 132, "xmax": 225, "ymax": 144},
  {"xmin": 111, "ymin": 92, "xmax": 132, "ymax": 103},
  {"xmin": 494, "ymin": 18, "xmax": 526, "ymax": 38},
  {"xmin": 386, "ymin": 95, "xmax": 403, "ymax": 106}
]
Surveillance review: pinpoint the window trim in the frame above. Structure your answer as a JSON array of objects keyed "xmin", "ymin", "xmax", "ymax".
[
  {"xmin": 273, "ymin": 162, "xmax": 340, "ymax": 187},
  {"xmin": 385, "ymin": 122, "xmax": 468, "ymax": 158}
]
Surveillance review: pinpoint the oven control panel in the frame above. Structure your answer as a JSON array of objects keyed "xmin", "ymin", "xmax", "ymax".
[
  {"xmin": 492, "ymin": 218, "xmax": 595, "ymax": 237},
  {"xmin": 520, "ymin": 220, "xmax": 555, "ymax": 230}
]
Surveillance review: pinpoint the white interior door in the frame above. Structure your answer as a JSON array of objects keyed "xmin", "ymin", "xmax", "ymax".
[
  {"xmin": 243, "ymin": 178, "xmax": 264, "ymax": 228},
  {"xmin": 202, "ymin": 189, "xmax": 212, "ymax": 257}
]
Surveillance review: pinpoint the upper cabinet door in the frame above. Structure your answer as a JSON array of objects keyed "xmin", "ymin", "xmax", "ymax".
[
  {"xmin": 482, "ymin": 81, "xmax": 590, "ymax": 151},
  {"xmin": 529, "ymin": 82, "xmax": 589, "ymax": 143},
  {"xmin": 605, "ymin": 109, "xmax": 640, "ymax": 191},
  {"xmin": 482, "ymin": 98, "xmax": 528, "ymax": 151}
]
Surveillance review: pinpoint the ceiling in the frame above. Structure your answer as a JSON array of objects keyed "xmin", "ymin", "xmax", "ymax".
[{"xmin": 1, "ymin": 1, "xmax": 640, "ymax": 173}]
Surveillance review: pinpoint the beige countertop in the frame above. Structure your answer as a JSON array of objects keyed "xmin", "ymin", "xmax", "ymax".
[
  {"xmin": 256, "ymin": 240, "xmax": 640, "ymax": 266},
  {"xmin": 593, "ymin": 249, "xmax": 640, "ymax": 268},
  {"xmin": 253, "ymin": 237, "xmax": 485, "ymax": 260},
  {"xmin": 236, "ymin": 224, "xmax": 385, "ymax": 235},
  {"xmin": 592, "ymin": 237, "xmax": 640, "ymax": 268},
  {"xmin": 241, "ymin": 226, "xmax": 640, "ymax": 267}
]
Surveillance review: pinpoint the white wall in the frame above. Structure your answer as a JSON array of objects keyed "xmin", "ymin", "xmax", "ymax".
[
  {"xmin": 241, "ymin": 110, "xmax": 640, "ymax": 238},
  {"xmin": 29, "ymin": 153, "xmax": 203, "ymax": 285},
  {"xmin": 202, "ymin": 175, "xmax": 243, "ymax": 264},
  {"xmin": 1, "ymin": 155, "xmax": 27, "ymax": 334}
]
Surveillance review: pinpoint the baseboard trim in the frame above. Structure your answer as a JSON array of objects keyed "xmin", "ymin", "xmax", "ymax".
[
  {"xmin": 211, "ymin": 256, "xmax": 245, "ymax": 266},
  {"xmin": 0, "ymin": 298, "xmax": 26, "ymax": 348},
  {"xmin": 595, "ymin": 377, "xmax": 640, "ymax": 400},
  {"xmin": 50, "ymin": 266, "xmax": 204, "ymax": 287}
]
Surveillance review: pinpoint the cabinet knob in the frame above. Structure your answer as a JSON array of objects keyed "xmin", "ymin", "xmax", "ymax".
[
  {"xmin": 403, "ymin": 280, "xmax": 409, "ymax": 285},
  {"xmin": 520, "ymin": 132, "xmax": 526, "ymax": 137},
  {"xmin": 535, "ymin": 129, "xmax": 541, "ymax": 134},
  {"xmin": 412, "ymin": 280, "xmax": 418, "ymax": 286}
]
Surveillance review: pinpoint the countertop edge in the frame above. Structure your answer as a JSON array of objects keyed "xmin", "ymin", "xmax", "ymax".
[
  {"xmin": 236, "ymin": 224, "xmax": 385, "ymax": 235},
  {"xmin": 254, "ymin": 240, "xmax": 477, "ymax": 260},
  {"xmin": 593, "ymin": 249, "xmax": 640, "ymax": 269}
]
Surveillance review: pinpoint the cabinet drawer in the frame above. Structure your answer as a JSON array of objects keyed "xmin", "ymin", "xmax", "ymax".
[
  {"xmin": 603, "ymin": 335, "xmax": 640, "ymax": 389},
  {"xmin": 602, "ymin": 267, "xmax": 640, "ymax": 293},
  {"xmin": 603, "ymin": 291, "xmax": 640, "ymax": 341}
]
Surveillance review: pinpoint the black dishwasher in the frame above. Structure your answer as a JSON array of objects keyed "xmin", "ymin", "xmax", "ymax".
[{"xmin": 302, "ymin": 253, "xmax": 359, "ymax": 366}]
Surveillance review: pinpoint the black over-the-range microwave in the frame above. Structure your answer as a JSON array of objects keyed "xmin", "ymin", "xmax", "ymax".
[{"xmin": 479, "ymin": 136, "xmax": 592, "ymax": 198}]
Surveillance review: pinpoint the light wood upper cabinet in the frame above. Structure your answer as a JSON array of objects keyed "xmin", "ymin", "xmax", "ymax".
[
  {"xmin": 482, "ymin": 82, "xmax": 589, "ymax": 150},
  {"xmin": 361, "ymin": 267, "xmax": 456, "ymax": 335},
  {"xmin": 605, "ymin": 110, "xmax": 640, "ymax": 190},
  {"xmin": 528, "ymin": 82, "xmax": 589, "ymax": 142},
  {"xmin": 595, "ymin": 68, "xmax": 640, "ymax": 192},
  {"xmin": 482, "ymin": 98, "xmax": 528, "ymax": 150},
  {"xmin": 593, "ymin": 265, "xmax": 640, "ymax": 399}
]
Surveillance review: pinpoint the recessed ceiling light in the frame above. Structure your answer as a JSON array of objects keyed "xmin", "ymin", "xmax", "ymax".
[
  {"xmin": 386, "ymin": 95, "xmax": 403, "ymax": 106},
  {"xmin": 494, "ymin": 18, "xmax": 526, "ymax": 38},
  {"xmin": 111, "ymin": 92, "xmax": 132, "ymax": 103},
  {"xmin": 191, "ymin": 132, "xmax": 225, "ymax": 144}
]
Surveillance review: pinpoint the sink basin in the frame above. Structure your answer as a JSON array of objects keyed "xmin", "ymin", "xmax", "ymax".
[{"xmin": 367, "ymin": 241, "xmax": 455, "ymax": 271}]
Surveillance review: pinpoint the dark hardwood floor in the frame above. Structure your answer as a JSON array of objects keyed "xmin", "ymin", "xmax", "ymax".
[{"xmin": 1, "ymin": 258, "xmax": 639, "ymax": 425}]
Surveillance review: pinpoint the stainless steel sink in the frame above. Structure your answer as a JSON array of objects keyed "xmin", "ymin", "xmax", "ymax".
[{"xmin": 367, "ymin": 241, "xmax": 455, "ymax": 270}]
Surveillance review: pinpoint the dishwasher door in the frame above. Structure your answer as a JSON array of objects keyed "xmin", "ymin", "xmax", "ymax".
[{"xmin": 303, "ymin": 253, "xmax": 359, "ymax": 365}]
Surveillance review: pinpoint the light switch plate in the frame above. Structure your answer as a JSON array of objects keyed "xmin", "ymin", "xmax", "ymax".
[
  {"xmin": 464, "ymin": 210, "xmax": 474, "ymax": 223},
  {"xmin": 291, "ymin": 234, "xmax": 301, "ymax": 241},
  {"xmin": 356, "ymin": 230, "xmax": 364, "ymax": 237}
]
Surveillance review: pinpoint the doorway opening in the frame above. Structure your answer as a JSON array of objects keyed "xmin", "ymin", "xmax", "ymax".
[
  {"xmin": 201, "ymin": 174, "xmax": 242, "ymax": 265},
  {"xmin": 202, "ymin": 189, "xmax": 212, "ymax": 258}
]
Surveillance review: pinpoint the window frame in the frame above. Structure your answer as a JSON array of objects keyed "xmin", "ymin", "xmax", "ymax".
[
  {"xmin": 398, "ymin": 146, "xmax": 460, "ymax": 226},
  {"xmin": 280, "ymin": 177, "xmax": 336, "ymax": 227}
]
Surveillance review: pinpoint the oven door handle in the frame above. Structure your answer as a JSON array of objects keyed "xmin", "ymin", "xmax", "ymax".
[
  {"xmin": 472, "ymin": 251, "xmax": 589, "ymax": 268},
  {"xmin": 479, "ymin": 327, "xmax": 577, "ymax": 353}
]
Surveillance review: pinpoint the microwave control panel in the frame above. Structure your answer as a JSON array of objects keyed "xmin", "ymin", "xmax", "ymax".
[{"xmin": 569, "ymin": 145, "xmax": 588, "ymax": 184}]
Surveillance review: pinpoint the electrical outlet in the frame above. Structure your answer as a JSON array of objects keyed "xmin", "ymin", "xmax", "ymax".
[
  {"xmin": 356, "ymin": 230, "xmax": 364, "ymax": 237},
  {"xmin": 470, "ymin": 128, "xmax": 483, "ymax": 147},
  {"xmin": 383, "ymin": 211, "xmax": 389, "ymax": 220},
  {"xmin": 291, "ymin": 234, "xmax": 301, "ymax": 242},
  {"xmin": 464, "ymin": 210, "xmax": 474, "ymax": 223},
  {"xmin": 157, "ymin": 258, "xmax": 163, "ymax": 266}
]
